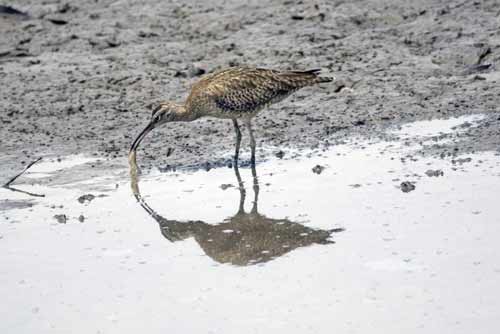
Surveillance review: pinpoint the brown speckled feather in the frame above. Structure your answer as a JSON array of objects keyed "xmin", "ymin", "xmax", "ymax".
[
  {"xmin": 129, "ymin": 66, "xmax": 334, "ymax": 159},
  {"xmin": 186, "ymin": 67, "xmax": 333, "ymax": 118}
]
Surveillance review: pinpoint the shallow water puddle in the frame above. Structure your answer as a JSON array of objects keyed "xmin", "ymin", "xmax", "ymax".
[
  {"xmin": 21, "ymin": 155, "xmax": 99, "ymax": 178},
  {"xmin": 1, "ymin": 116, "xmax": 500, "ymax": 334},
  {"xmin": 390, "ymin": 114, "xmax": 485, "ymax": 138}
]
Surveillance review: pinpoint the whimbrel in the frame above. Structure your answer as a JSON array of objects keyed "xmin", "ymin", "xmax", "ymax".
[{"xmin": 129, "ymin": 66, "xmax": 333, "ymax": 166}]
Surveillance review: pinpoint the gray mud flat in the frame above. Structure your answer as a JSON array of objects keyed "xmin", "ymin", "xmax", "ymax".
[
  {"xmin": 1, "ymin": 117, "xmax": 500, "ymax": 333},
  {"xmin": 1, "ymin": 0, "xmax": 500, "ymax": 177}
]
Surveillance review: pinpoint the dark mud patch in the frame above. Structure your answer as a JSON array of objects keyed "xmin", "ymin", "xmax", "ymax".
[
  {"xmin": 425, "ymin": 169, "xmax": 444, "ymax": 177},
  {"xmin": 0, "ymin": 5, "xmax": 29, "ymax": 18}
]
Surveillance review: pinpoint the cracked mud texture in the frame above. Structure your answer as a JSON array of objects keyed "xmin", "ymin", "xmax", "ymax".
[{"xmin": 1, "ymin": 0, "xmax": 500, "ymax": 179}]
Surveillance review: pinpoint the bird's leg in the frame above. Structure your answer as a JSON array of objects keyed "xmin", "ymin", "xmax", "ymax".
[
  {"xmin": 232, "ymin": 119, "xmax": 241, "ymax": 165},
  {"xmin": 245, "ymin": 119, "xmax": 256, "ymax": 166},
  {"xmin": 250, "ymin": 158, "xmax": 259, "ymax": 214},
  {"xmin": 233, "ymin": 159, "xmax": 246, "ymax": 214}
]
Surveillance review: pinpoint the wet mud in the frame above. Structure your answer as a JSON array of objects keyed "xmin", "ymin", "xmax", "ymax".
[
  {"xmin": 1, "ymin": 1, "xmax": 500, "ymax": 333},
  {"xmin": 1, "ymin": 0, "xmax": 500, "ymax": 179}
]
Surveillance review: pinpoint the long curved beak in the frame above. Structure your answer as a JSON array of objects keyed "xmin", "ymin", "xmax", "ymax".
[{"xmin": 130, "ymin": 121, "xmax": 155, "ymax": 152}]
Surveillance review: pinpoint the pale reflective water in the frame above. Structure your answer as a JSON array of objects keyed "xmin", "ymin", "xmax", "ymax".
[{"xmin": 1, "ymin": 115, "xmax": 499, "ymax": 333}]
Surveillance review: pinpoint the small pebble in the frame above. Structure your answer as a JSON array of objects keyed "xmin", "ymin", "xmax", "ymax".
[
  {"xmin": 77, "ymin": 194, "xmax": 95, "ymax": 204},
  {"xmin": 275, "ymin": 150, "xmax": 285, "ymax": 159},
  {"xmin": 220, "ymin": 184, "xmax": 233, "ymax": 190},
  {"xmin": 54, "ymin": 214, "xmax": 67, "ymax": 224},
  {"xmin": 312, "ymin": 165, "xmax": 325, "ymax": 174},
  {"xmin": 400, "ymin": 181, "xmax": 416, "ymax": 193}
]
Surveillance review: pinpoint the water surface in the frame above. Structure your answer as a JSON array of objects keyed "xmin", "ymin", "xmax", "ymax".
[{"xmin": 1, "ymin": 115, "xmax": 499, "ymax": 333}]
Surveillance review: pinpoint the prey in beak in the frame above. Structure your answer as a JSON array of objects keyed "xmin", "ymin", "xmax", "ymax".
[
  {"xmin": 129, "ymin": 103, "xmax": 171, "ymax": 154},
  {"xmin": 130, "ymin": 121, "xmax": 155, "ymax": 153},
  {"xmin": 128, "ymin": 120, "xmax": 156, "ymax": 176},
  {"xmin": 129, "ymin": 102, "xmax": 187, "ymax": 161}
]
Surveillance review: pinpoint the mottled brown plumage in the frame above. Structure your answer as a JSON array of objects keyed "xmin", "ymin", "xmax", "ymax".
[
  {"xmin": 129, "ymin": 66, "xmax": 333, "ymax": 165},
  {"xmin": 186, "ymin": 67, "xmax": 332, "ymax": 118}
]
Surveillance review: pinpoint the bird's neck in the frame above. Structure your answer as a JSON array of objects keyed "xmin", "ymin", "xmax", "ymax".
[{"xmin": 172, "ymin": 104, "xmax": 198, "ymax": 122}]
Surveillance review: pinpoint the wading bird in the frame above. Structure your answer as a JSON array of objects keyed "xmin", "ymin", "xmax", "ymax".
[{"xmin": 129, "ymin": 67, "xmax": 333, "ymax": 165}]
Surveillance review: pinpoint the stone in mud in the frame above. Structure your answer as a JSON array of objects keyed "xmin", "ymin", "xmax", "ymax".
[
  {"xmin": 425, "ymin": 169, "xmax": 444, "ymax": 177},
  {"xmin": 400, "ymin": 181, "xmax": 416, "ymax": 193},
  {"xmin": 188, "ymin": 66, "xmax": 206, "ymax": 78},
  {"xmin": 312, "ymin": 165, "xmax": 325, "ymax": 174},
  {"xmin": 174, "ymin": 70, "xmax": 187, "ymax": 78},
  {"xmin": 47, "ymin": 18, "xmax": 68, "ymax": 25},
  {"xmin": 54, "ymin": 214, "xmax": 67, "ymax": 224},
  {"xmin": 77, "ymin": 194, "xmax": 95, "ymax": 204},
  {"xmin": 275, "ymin": 150, "xmax": 285, "ymax": 159}
]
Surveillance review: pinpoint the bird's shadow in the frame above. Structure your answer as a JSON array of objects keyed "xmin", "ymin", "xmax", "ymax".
[
  {"xmin": 156, "ymin": 157, "xmax": 261, "ymax": 173},
  {"xmin": 129, "ymin": 160, "xmax": 344, "ymax": 266}
]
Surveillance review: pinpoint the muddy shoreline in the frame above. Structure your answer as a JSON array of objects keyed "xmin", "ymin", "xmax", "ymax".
[{"xmin": 1, "ymin": 0, "xmax": 499, "ymax": 181}]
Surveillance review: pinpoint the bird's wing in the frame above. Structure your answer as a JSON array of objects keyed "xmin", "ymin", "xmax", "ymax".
[{"xmin": 192, "ymin": 67, "xmax": 329, "ymax": 113}]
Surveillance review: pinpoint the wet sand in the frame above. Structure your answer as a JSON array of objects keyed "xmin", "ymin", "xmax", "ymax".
[{"xmin": 1, "ymin": 0, "xmax": 500, "ymax": 177}]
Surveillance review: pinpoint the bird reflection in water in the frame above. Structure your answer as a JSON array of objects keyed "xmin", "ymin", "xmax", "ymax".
[{"xmin": 129, "ymin": 161, "xmax": 344, "ymax": 266}]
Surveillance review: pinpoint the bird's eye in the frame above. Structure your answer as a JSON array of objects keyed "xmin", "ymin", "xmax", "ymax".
[{"xmin": 151, "ymin": 105, "xmax": 163, "ymax": 119}]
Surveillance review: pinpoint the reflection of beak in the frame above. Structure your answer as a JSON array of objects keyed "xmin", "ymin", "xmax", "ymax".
[{"xmin": 130, "ymin": 121, "xmax": 155, "ymax": 152}]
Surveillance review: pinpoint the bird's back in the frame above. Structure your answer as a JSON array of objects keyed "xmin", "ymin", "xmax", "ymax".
[{"xmin": 186, "ymin": 67, "xmax": 333, "ymax": 118}]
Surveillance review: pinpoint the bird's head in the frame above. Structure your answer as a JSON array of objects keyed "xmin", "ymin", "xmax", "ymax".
[
  {"xmin": 150, "ymin": 102, "xmax": 184, "ymax": 126},
  {"xmin": 129, "ymin": 102, "xmax": 186, "ymax": 153}
]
